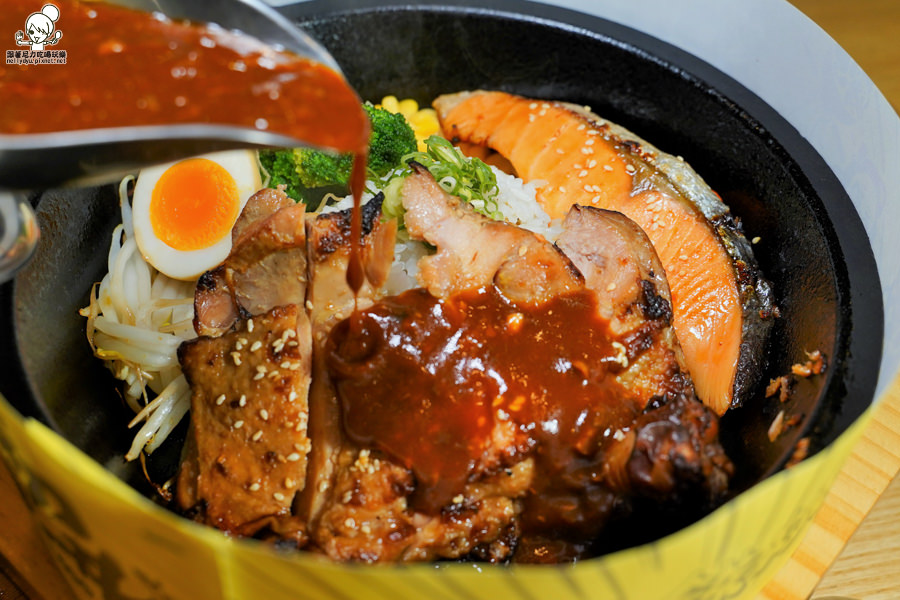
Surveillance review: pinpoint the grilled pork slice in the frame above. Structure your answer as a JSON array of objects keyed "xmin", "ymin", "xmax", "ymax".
[
  {"xmin": 176, "ymin": 304, "xmax": 312, "ymax": 541},
  {"xmin": 402, "ymin": 162, "xmax": 582, "ymax": 305},
  {"xmin": 193, "ymin": 187, "xmax": 308, "ymax": 337},
  {"xmin": 556, "ymin": 205, "xmax": 692, "ymax": 407},
  {"xmin": 296, "ymin": 197, "xmax": 397, "ymax": 531},
  {"xmin": 314, "ymin": 450, "xmax": 532, "ymax": 562}
]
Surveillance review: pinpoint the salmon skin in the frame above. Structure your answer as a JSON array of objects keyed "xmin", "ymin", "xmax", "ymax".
[{"xmin": 434, "ymin": 90, "xmax": 775, "ymax": 414}]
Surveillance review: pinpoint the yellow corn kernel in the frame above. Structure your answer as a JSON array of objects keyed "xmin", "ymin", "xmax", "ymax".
[
  {"xmin": 397, "ymin": 98, "xmax": 419, "ymax": 118},
  {"xmin": 380, "ymin": 95, "xmax": 400, "ymax": 113},
  {"xmin": 409, "ymin": 108, "xmax": 440, "ymax": 150}
]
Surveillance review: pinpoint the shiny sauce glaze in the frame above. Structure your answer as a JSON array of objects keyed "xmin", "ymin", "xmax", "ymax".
[{"xmin": 327, "ymin": 285, "xmax": 644, "ymax": 532}]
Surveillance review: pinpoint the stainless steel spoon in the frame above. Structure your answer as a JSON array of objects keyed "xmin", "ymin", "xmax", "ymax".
[{"xmin": 0, "ymin": 0, "xmax": 341, "ymax": 282}]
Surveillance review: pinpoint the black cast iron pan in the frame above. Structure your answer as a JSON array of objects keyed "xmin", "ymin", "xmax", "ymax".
[{"xmin": 0, "ymin": 0, "xmax": 884, "ymax": 546}]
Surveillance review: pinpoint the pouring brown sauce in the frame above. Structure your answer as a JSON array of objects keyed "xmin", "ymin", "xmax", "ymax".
[{"xmin": 0, "ymin": 0, "xmax": 371, "ymax": 292}]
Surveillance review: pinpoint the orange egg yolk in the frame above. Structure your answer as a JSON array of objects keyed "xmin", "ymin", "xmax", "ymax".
[{"xmin": 150, "ymin": 158, "xmax": 240, "ymax": 251}]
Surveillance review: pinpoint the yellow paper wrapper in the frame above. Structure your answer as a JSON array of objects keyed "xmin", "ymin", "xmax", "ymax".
[{"xmin": 0, "ymin": 391, "xmax": 872, "ymax": 600}]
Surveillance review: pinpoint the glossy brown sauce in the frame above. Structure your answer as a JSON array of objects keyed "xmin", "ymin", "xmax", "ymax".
[
  {"xmin": 0, "ymin": 0, "xmax": 369, "ymax": 156},
  {"xmin": 327, "ymin": 285, "xmax": 643, "ymax": 524}
]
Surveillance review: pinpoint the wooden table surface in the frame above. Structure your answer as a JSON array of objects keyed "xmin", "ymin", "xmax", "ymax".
[{"xmin": 2, "ymin": 1, "xmax": 899, "ymax": 599}]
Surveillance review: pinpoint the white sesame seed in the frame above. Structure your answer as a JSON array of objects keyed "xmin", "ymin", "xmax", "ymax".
[
  {"xmin": 249, "ymin": 482, "xmax": 260, "ymax": 492},
  {"xmin": 250, "ymin": 340, "xmax": 263, "ymax": 352},
  {"xmin": 260, "ymin": 409, "xmax": 269, "ymax": 421},
  {"xmin": 603, "ymin": 165, "xmax": 614, "ymax": 171},
  {"xmin": 252, "ymin": 430, "xmax": 263, "ymax": 442},
  {"xmin": 556, "ymin": 148, "xmax": 565, "ymax": 154},
  {"xmin": 231, "ymin": 352, "xmax": 242, "ymax": 366},
  {"xmin": 528, "ymin": 114, "xmax": 535, "ymax": 122},
  {"xmin": 215, "ymin": 394, "xmax": 226, "ymax": 406},
  {"xmin": 268, "ymin": 370, "xmax": 280, "ymax": 379},
  {"xmin": 288, "ymin": 391, "xmax": 298, "ymax": 403},
  {"xmin": 607, "ymin": 282, "xmax": 617, "ymax": 291},
  {"xmin": 452, "ymin": 494, "xmax": 464, "ymax": 504},
  {"xmin": 305, "ymin": 300, "xmax": 314, "ymax": 310},
  {"xmin": 529, "ymin": 102, "xmax": 537, "ymax": 109},
  {"xmin": 588, "ymin": 160, "xmax": 597, "ymax": 168},
  {"xmin": 579, "ymin": 170, "xmax": 588, "ymax": 178},
  {"xmin": 239, "ymin": 394, "xmax": 247, "ymax": 407},
  {"xmin": 285, "ymin": 478, "xmax": 295, "ymax": 489},
  {"xmin": 317, "ymin": 480, "xmax": 329, "ymax": 493},
  {"xmin": 273, "ymin": 492, "xmax": 285, "ymax": 502},
  {"xmin": 752, "ymin": 236, "xmax": 761, "ymax": 244},
  {"xmin": 344, "ymin": 518, "xmax": 356, "ymax": 528},
  {"xmin": 280, "ymin": 361, "xmax": 292, "ymax": 369},
  {"xmin": 234, "ymin": 420, "xmax": 244, "ymax": 429},
  {"xmin": 286, "ymin": 452, "xmax": 301, "ymax": 462},
  {"xmin": 577, "ymin": 123, "xmax": 585, "ymax": 131},
  {"xmin": 253, "ymin": 372, "xmax": 265, "ymax": 381},
  {"xmin": 235, "ymin": 340, "xmax": 244, "ymax": 351},
  {"xmin": 289, "ymin": 362, "xmax": 300, "ymax": 371},
  {"xmin": 360, "ymin": 523, "xmax": 372, "ymax": 535},
  {"xmin": 247, "ymin": 318, "xmax": 254, "ymax": 332}
]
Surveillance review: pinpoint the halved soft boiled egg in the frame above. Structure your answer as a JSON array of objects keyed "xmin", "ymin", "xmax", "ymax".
[{"xmin": 132, "ymin": 150, "xmax": 262, "ymax": 280}]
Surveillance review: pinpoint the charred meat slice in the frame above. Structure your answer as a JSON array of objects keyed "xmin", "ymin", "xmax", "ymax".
[
  {"xmin": 314, "ymin": 450, "xmax": 532, "ymax": 563},
  {"xmin": 193, "ymin": 188, "xmax": 307, "ymax": 337},
  {"xmin": 402, "ymin": 162, "xmax": 582, "ymax": 305},
  {"xmin": 176, "ymin": 304, "xmax": 312, "ymax": 541},
  {"xmin": 297, "ymin": 196, "xmax": 397, "ymax": 531},
  {"xmin": 556, "ymin": 205, "xmax": 692, "ymax": 407}
]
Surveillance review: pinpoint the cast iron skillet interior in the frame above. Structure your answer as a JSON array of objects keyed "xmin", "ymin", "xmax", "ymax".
[{"xmin": 0, "ymin": 0, "xmax": 884, "ymax": 552}]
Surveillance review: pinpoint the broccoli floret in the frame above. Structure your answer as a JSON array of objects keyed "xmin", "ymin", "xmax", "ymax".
[
  {"xmin": 258, "ymin": 149, "xmax": 305, "ymax": 203},
  {"xmin": 258, "ymin": 103, "xmax": 417, "ymax": 207},
  {"xmin": 290, "ymin": 147, "xmax": 353, "ymax": 189},
  {"xmin": 258, "ymin": 147, "xmax": 352, "ymax": 208},
  {"xmin": 362, "ymin": 103, "xmax": 418, "ymax": 178}
]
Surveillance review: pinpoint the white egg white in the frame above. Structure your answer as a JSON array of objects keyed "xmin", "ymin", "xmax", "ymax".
[{"xmin": 131, "ymin": 150, "xmax": 262, "ymax": 280}]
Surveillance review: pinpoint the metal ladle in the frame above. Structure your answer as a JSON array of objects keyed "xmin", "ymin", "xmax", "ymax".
[{"xmin": 0, "ymin": 0, "xmax": 341, "ymax": 283}]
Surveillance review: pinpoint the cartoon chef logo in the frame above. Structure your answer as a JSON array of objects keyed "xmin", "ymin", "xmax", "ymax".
[{"xmin": 16, "ymin": 4, "xmax": 63, "ymax": 52}]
